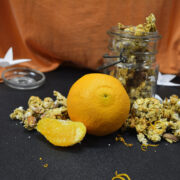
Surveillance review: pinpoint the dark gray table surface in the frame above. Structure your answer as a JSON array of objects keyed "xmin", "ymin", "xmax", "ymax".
[{"xmin": 0, "ymin": 66, "xmax": 180, "ymax": 180}]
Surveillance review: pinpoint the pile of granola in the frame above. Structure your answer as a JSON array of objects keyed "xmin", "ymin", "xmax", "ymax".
[
  {"xmin": 10, "ymin": 91, "xmax": 69, "ymax": 130},
  {"xmin": 124, "ymin": 95, "xmax": 180, "ymax": 144}
]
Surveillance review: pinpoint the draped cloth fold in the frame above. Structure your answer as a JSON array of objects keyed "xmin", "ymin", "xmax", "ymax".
[{"xmin": 0, "ymin": 0, "xmax": 180, "ymax": 81}]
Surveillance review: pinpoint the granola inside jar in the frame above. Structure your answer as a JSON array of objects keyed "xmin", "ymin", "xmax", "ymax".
[{"xmin": 103, "ymin": 14, "xmax": 161, "ymax": 104}]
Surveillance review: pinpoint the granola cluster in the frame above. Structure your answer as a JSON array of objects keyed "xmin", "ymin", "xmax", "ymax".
[
  {"xmin": 108, "ymin": 13, "xmax": 159, "ymax": 104},
  {"xmin": 117, "ymin": 13, "xmax": 156, "ymax": 36},
  {"xmin": 10, "ymin": 91, "xmax": 69, "ymax": 130},
  {"xmin": 124, "ymin": 95, "xmax": 180, "ymax": 144},
  {"xmin": 114, "ymin": 67, "xmax": 156, "ymax": 104}
]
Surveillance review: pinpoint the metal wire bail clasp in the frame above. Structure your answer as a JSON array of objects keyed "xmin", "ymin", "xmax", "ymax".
[{"xmin": 97, "ymin": 48, "xmax": 127, "ymax": 71}]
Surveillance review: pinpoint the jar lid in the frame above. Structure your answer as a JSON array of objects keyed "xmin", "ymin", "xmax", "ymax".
[{"xmin": 2, "ymin": 67, "xmax": 46, "ymax": 90}]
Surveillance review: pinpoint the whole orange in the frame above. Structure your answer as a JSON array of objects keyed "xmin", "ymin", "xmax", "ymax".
[{"xmin": 67, "ymin": 73, "xmax": 130, "ymax": 136}]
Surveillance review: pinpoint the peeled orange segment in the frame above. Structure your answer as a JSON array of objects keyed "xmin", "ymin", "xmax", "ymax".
[{"xmin": 36, "ymin": 118, "xmax": 86, "ymax": 147}]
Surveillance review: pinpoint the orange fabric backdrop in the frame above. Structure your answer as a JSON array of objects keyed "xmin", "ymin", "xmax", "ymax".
[{"xmin": 0, "ymin": 0, "xmax": 180, "ymax": 77}]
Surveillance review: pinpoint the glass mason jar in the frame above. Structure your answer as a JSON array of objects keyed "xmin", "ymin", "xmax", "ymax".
[{"xmin": 103, "ymin": 26, "xmax": 161, "ymax": 104}]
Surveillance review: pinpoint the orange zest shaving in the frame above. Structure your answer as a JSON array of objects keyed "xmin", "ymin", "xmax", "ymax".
[
  {"xmin": 141, "ymin": 144, "xmax": 159, "ymax": 151},
  {"xmin": 115, "ymin": 135, "xmax": 133, "ymax": 147},
  {"xmin": 112, "ymin": 170, "xmax": 131, "ymax": 180}
]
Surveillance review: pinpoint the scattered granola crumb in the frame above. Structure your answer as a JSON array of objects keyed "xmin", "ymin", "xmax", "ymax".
[
  {"xmin": 39, "ymin": 157, "xmax": 48, "ymax": 168},
  {"xmin": 43, "ymin": 163, "xmax": 48, "ymax": 168}
]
